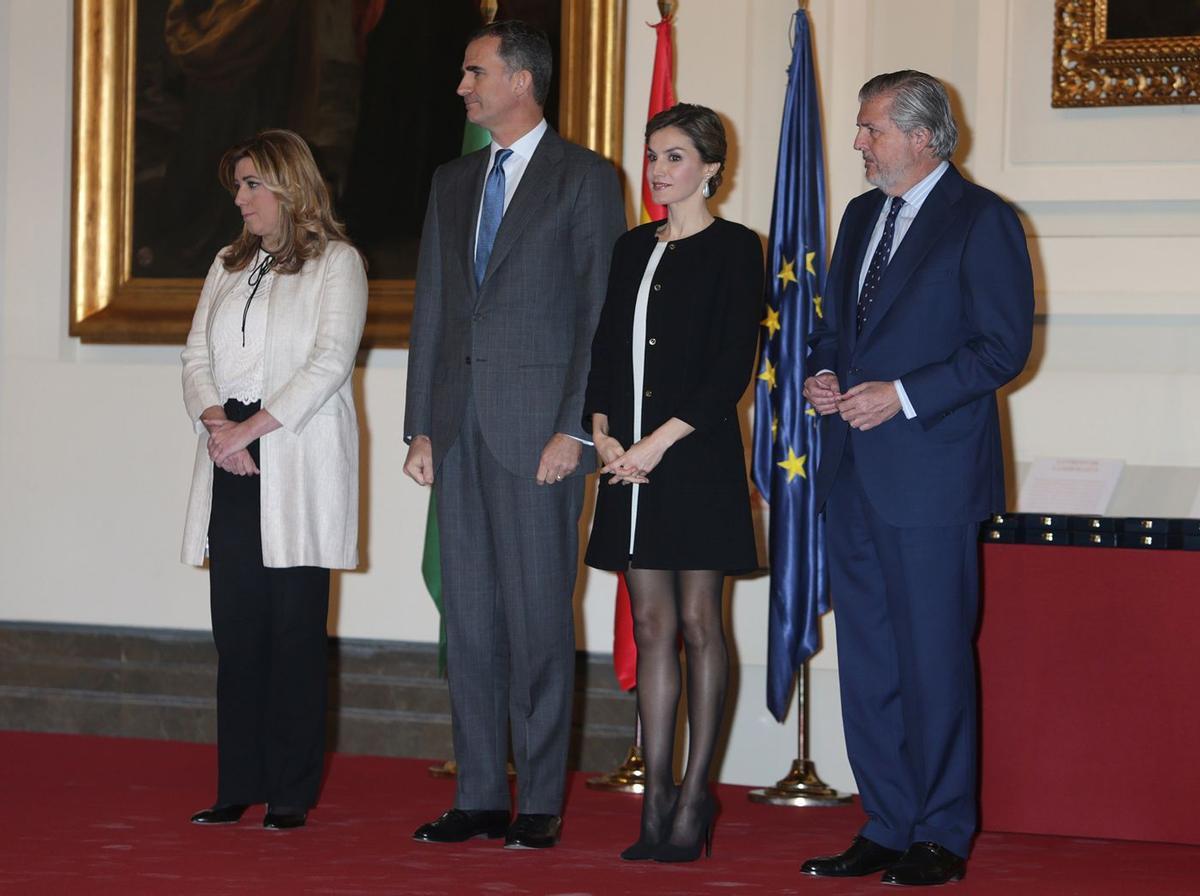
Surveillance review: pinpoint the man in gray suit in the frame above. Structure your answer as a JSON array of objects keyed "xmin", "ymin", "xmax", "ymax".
[{"xmin": 403, "ymin": 20, "xmax": 625, "ymax": 849}]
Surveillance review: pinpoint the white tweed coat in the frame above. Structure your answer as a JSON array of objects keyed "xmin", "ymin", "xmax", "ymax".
[{"xmin": 181, "ymin": 240, "xmax": 367, "ymax": 569}]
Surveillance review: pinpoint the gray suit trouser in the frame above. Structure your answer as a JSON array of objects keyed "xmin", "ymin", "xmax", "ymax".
[{"xmin": 436, "ymin": 389, "xmax": 583, "ymax": 815}]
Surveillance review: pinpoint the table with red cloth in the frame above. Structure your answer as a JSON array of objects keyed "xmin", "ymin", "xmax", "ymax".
[{"xmin": 978, "ymin": 543, "xmax": 1200, "ymax": 845}]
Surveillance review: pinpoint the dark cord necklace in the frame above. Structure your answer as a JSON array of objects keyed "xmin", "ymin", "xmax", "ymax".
[{"xmin": 241, "ymin": 250, "xmax": 276, "ymax": 347}]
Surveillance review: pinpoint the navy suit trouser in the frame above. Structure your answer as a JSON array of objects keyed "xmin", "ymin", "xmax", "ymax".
[{"xmin": 826, "ymin": 445, "xmax": 980, "ymax": 859}]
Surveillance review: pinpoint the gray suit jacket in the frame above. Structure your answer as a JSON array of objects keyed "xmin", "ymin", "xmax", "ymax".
[{"xmin": 405, "ymin": 128, "xmax": 626, "ymax": 478}]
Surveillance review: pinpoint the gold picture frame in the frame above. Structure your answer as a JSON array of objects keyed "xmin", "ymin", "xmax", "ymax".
[
  {"xmin": 70, "ymin": 0, "xmax": 625, "ymax": 347},
  {"xmin": 1053, "ymin": 0, "xmax": 1200, "ymax": 107}
]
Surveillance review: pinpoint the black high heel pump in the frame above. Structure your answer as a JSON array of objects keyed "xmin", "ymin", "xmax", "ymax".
[
  {"xmin": 620, "ymin": 787, "xmax": 680, "ymax": 861},
  {"xmin": 653, "ymin": 793, "xmax": 716, "ymax": 863}
]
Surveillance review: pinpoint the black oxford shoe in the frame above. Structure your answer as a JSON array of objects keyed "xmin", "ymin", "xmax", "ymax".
[
  {"xmin": 504, "ymin": 813, "xmax": 562, "ymax": 849},
  {"xmin": 801, "ymin": 835, "xmax": 904, "ymax": 877},
  {"xmin": 263, "ymin": 807, "xmax": 307, "ymax": 830},
  {"xmin": 413, "ymin": 808, "xmax": 510, "ymax": 843},
  {"xmin": 190, "ymin": 804, "xmax": 249, "ymax": 825},
  {"xmin": 881, "ymin": 842, "xmax": 966, "ymax": 886}
]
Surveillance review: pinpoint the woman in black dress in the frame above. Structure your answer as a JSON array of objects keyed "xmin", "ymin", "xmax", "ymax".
[{"xmin": 584, "ymin": 103, "xmax": 764, "ymax": 862}]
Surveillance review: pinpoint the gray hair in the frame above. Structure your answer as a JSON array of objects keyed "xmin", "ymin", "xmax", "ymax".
[{"xmin": 859, "ymin": 70, "xmax": 958, "ymax": 160}]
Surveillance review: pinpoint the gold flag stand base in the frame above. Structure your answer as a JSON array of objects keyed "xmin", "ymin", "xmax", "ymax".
[
  {"xmin": 747, "ymin": 758, "xmax": 854, "ymax": 807},
  {"xmin": 428, "ymin": 760, "xmax": 516, "ymax": 779},
  {"xmin": 585, "ymin": 743, "xmax": 646, "ymax": 794}
]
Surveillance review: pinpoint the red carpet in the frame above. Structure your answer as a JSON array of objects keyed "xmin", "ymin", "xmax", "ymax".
[{"xmin": 1, "ymin": 731, "xmax": 1196, "ymax": 895}]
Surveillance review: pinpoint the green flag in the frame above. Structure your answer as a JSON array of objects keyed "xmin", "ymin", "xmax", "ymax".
[{"xmin": 425, "ymin": 120, "xmax": 491, "ymax": 674}]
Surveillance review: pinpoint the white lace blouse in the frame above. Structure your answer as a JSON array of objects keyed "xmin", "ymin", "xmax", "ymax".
[{"xmin": 211, "ymin": 250, "xmax": 275, "ymax": 404}]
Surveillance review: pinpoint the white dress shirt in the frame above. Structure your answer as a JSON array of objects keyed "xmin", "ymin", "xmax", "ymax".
[
  {"xmin": 856, "ymin": 160, "xmax": 950, "ymax": 419},
  {"xmin": 473, "ymin": 118, "xmax": 548, "ymax": 257}
]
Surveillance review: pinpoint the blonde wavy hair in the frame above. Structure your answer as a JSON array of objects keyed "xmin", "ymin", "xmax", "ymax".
[{"xmin": 218, "ymin": 129, "xmax": 355, "ymax": 274}]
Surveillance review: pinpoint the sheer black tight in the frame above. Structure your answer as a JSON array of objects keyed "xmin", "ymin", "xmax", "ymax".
[{"xmin": 625, "ymin": 568, "xmax": 727, "ymax": 847}]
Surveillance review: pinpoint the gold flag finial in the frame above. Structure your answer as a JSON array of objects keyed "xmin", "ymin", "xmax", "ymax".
[
  {"xmin": 481, "ymin": 0, "xmax": 498, "ymax": 24},
  {"xmin": 657, "ymin": 1, "xmax": 676, "ymax": 20}
]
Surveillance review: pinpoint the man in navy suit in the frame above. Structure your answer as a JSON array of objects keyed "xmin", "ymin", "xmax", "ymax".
[{"xmin": 800, "ymin": 71, "xmax": 1033, "ymax": 886}]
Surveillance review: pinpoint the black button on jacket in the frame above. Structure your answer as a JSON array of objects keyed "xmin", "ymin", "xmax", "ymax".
[{"xmin": 583, "ymin": 218, "xmax": 764, "ymax": 572}]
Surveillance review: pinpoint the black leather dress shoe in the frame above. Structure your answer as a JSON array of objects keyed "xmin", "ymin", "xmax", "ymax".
[
  {"xmin": 413, "ymin": 809, "xmax": 510, "ymax": 843},
  {"xmin": 263, "ymin": 807, "xmax": 307, "ymax": 830},
  {"xmin": 801, "ymin": 836, "xmax": 904, "ymax": 877},
  {"xmin": 190, "ymin": 804, "xmax": 249, "ymax": 825},
  {"xmin": 881, "ymin": 842, "xmax": 966, "ymax": 886},
  {"xmin": 504, "ymin": 814, "xmax": 562, "ymax": 849}
]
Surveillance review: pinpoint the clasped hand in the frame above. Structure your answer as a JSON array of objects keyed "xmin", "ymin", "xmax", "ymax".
[
  {"xmin": 596, "ymin": 432, "xmax": 664, "ymax": 486},
  {"xmin": 203, "ymin": 417, "xmax": 259, "ymax": 476},
  {"xmin": 802, "ymin": 373, "xmax": 901, "ymax": 431}
]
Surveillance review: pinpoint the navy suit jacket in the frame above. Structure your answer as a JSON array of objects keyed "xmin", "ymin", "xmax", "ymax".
[{"xmin": 808, "ymin": 164, "xmax": 1034, "ymax": 527}]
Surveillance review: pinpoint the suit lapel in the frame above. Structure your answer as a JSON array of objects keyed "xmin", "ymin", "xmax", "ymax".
[
  {"xmin": 856, "ymin": 165, "xmax": 964, "ymax": 346},
  {"xmin": 456, "ymin": 149, "xmax": 489, "ymax": 295},
  {"xmin": 476, "ymin": 130, "xmax": 563, "ymax": 296}
]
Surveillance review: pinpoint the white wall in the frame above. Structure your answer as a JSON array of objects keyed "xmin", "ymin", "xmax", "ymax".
[{"xmin": 2, "ymin": 0, "xmax": 1197, "ymax": 791}]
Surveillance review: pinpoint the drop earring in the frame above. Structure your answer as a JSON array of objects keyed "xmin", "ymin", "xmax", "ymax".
[{"xmin": 702, "ymin": 178, "xmax": 712, "ymax": 199}]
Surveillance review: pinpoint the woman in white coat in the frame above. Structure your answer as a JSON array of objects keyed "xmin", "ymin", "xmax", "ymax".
[{"xmin": 181, "ymin": 130, "xmax": 367, "ymax": 831}]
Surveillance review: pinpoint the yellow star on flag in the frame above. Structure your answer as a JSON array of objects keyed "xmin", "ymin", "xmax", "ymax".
[
  {"xmin": 776, "ymin": 257, "xmax": 798, "ymax": 288},
  {"xmin": 805, "ymin": 407, "xmax": 816, "ymax": 417},
  {"xmin": 812, "ymin": 294, "xmax": 823, "ymax": 319},
  {"xmin": 761, "ymin": 306, "xmax": 781, "ymax": 338},
  {"xmin": 805, "ymin": 250, "xmax": 816, "ymax": 276},
  {"xmin": 777, "ymin": 446, "xmax": 807, "ymax": 483},
  {"xmin": 771, "ymin": 415, "xmax": 779, "ymax": 442},
  {"xmin": 758, "ymin": 359, "xmax": 777, "ymax": 390}
]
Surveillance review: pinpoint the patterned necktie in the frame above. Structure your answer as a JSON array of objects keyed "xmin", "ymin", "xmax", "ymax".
[
  {"xmin": 856, "ymin": 195, "xmax": 904, "ymax": 335},
  {"xmin": 475, "ymin": 148, "xmax": 513, "ymax": 287}
]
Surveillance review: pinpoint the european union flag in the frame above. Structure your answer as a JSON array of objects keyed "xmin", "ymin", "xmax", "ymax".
[{"xmin": 752, "ymin": 8, "xmax": 830, "ymax": 722}]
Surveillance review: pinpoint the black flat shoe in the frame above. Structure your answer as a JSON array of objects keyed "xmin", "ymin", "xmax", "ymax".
[
  {"xmin": 190, "ymin": 804, "xmax": 249, "ymax": 825},
  {"xmin": 413, "ymin": 808, "xmax": 510, "ymax": 843},
  {"xmin": 504, "ymin": 813, "xmax": 562, "ymax": 849},
  {"xmin": 801, "ymin": 835, "xmax": 904, "ymax": 877},
  {"xmin": 881, "ymin": 842, "xmax": 965, "ymax": 886},
  {"xmin": 263, "ymin": 807, "xmax": 307, "ymax": 830}
]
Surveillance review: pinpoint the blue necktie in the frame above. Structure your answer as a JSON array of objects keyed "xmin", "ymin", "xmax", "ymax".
[
  {"xmin": 856, "ymin": 195, "xmax": 904, "ymax": 335},
  {"xmin": 475, "ymin": 148, "xmax": 513, "ymax": 287}
]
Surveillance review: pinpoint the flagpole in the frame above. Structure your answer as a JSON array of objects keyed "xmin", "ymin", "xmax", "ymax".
[
  {"xmin": 586, "ymin": 704, "xmax": 646, "ymax": 794},
  {"xmin": 747, "ymin": 0, "xmax": 851, "ymax": 810},
  {"xmin": 748, "ymin": 663, "xmax": 852, "ymax": 806}
]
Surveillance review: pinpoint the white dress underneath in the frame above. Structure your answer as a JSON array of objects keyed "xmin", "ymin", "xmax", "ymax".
[{"xmin": 628, "ymin": 240, "xmax": 669, "ymax": 555}]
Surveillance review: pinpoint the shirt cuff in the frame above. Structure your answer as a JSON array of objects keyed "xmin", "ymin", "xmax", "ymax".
[
  {"xmin": 564, "ymin": 433, "xmax": 594, "ymax": 447},
  {"xmin": 894, "ymin": 379, "xmax": 917, "ymax": 419}
]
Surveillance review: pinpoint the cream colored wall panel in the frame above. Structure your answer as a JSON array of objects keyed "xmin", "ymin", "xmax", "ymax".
[
  {"xmin": 3, "ymin": 0, "xmax": 71, "ymax": 363},
  {"xmin": 1018, "ymin": 201, "xmax": 1200, "ymax": 239},
  {"xmin": 1007, "ymin": 0, "xmax": 1200, "ymax": 166},
  {"xmin": 1008, "ymin": 371, "xmax": 1200, "ymax": 467},
  {"xmin": 973, "ymin": 0, "xmax": 1200, "ymax": 202},
  {"xmin": 868, "ymin": 0, "xmax": 978, "ymax": 106},
  {"xmin": 821, "ymin": 0, "xmax": 872, "ymax": 216},
  {"xmin": 1031, "ymin": 236, "xmax": 1199, "ymax": 316}
]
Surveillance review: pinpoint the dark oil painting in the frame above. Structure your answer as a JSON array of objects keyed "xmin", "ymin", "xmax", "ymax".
[
  {"xmin": 1106, "ymin": 0, "xmax": 1200, "ymax": 41},
  {"xmin": 132, "ymin": 0, "xmax": 561, "ymax": 280}
]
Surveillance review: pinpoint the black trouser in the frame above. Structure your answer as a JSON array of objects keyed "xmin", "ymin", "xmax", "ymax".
[{"xmin": 207, "ymin": 399, "xmax": 330, "ymax": 810}]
